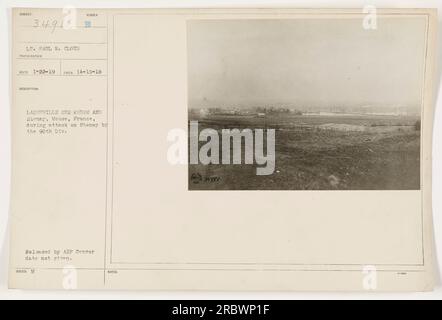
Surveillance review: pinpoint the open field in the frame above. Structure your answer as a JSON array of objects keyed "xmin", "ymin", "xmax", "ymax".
[{"xmin": 188, "ymin": 113, "xmax": 421, "ymax": 190}]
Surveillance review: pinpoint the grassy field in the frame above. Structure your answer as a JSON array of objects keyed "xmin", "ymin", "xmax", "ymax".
[{"xmin": 188, "ymin": 113, "xmax": 421, "ymax": 190}]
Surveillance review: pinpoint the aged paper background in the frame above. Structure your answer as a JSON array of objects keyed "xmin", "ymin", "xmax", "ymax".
[{"xmin": 8, "ymin": 8, "xmax": 437, "ymax": 291}]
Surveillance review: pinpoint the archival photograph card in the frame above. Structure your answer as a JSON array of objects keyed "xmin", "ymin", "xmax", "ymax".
[{"xmin": 8, "ymin": 8, "xmax": 437, "ymax": 291}]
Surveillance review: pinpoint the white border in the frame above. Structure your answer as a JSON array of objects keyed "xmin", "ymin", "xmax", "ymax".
[{"xmin": 0, "ymin": 0, "xmax": 441, "ymax": 299}]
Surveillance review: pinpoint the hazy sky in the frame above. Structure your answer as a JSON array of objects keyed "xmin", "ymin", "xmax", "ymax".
[{"xmin": 187, "ymin": 18, "xmax": 427, "ymax": 111}]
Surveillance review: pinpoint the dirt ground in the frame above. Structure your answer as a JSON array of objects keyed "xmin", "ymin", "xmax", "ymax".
[{"xmin": 188, "ymin": 114, "xmax": 421, "ymax": 190}]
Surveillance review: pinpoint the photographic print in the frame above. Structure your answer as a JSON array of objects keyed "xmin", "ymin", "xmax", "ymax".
[{"xmin": 187, "ymin": 18, "xmax": 425, "ymax": 190}]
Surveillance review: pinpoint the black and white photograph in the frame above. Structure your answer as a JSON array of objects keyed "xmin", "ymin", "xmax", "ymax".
[
  {"xmin": 1, "ymin": 3, "xmax": 441, "ymax": 299},
  {"xmin": 188, "ymin": 18, "xmax": 425, "ymax": 190}
]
